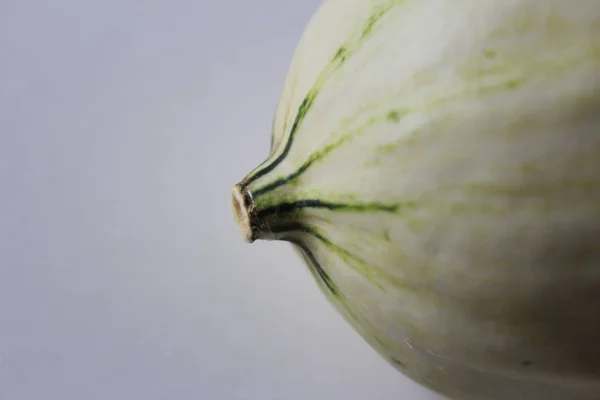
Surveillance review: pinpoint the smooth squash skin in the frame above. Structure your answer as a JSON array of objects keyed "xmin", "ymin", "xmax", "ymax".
[{"xmin": 231, "ymin": 1, "xmax": 600, "ymax": 399}]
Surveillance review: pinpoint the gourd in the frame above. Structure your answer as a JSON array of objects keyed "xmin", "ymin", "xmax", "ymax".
[{"xmin": 231, "ymin": 1, "xmax": 600, "ymax": 399}]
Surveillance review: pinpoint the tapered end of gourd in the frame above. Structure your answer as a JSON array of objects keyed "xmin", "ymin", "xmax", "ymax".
[{"xmin": 231, "ymin": 184, "xmax": 255, "ymax": 243}]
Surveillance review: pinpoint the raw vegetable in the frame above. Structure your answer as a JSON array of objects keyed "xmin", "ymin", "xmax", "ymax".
[{"xmin": 232, "ymin": 1, "xmax": 600, "ymax": 398}]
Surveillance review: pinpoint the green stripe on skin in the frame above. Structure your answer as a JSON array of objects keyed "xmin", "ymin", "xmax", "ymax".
[
  {"xmin": 249, "ymin": 74, "xmax": 528, "ymax": 198},
  {"xmin": 251, "ymin": 30, "xmax": 599, "ymax": 200},
  {"xmin": 244, "ymin": 1, "xmax": 402, "ymax": 187},
  {"xmin": 256, "ymin": 198, "xmax": 417, "ymax": 219},
  {"xmin": 273, "ymin": 222, "xmax": 424, "ymax": 291}
]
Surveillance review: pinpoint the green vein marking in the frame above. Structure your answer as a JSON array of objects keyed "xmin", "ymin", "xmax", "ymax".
[
  {"xmin": 277, "ymin": 73, "xmax": 299, "ymax": 150},
  {"xmin": 242, "ymin": 2, "xmax": 399, "ymax": 188},
  {"xmin": 361, "ymin": 3, "xmax": 394, "ymax": 39},
  {"xmin": 390, "ymin": 357, "xmax": 406, "ymax": 368},
  {"xmin": 252, "ymin": 115, "xmax": 381, "ymax": 196},
  {"xmin": 253, "ymin": 1, "xmax": 594, "ymax": 198},
  {"xmin": 256, "ymin": 199, "xmax": 417, "ymax": 219},
  {"xmin": 333, "ymin": 45, "xmax": 348, "ymax": 64},
  {"xmin": 269, "ymin": 111, "xmax": 277, "ymax": 150},
  {"xmin": 251, "ymin": 136, "xmax": 360, "ymax": 197},
  {"xmin": 254, "ymin": 72, "xmax": 528, "ymax": 197},
  {"xmin": 254, "ymin": 106, "xmax": 408, "ymax": 197},
  {"xmin": 285, "ymin": 238, "xmax": 339, "ymax": 296},
  {"xmin": 288, "ymin": 239, "xmax": 368, "ymax": 330},
  {"xmin": 242, "ymin": 89, "xmax": 322, "ymax": 188},
  {"xmin": 254, "ymin": 68, "xmax": 531, "ymax": 195},
  {"xmin": 386, "ymin": 109, "xmax": 404, "ymax": 122},
  {"xmin": 269, "ymin": 46, "xmax": 347, "ymax": 154},
  {"xmin": 273, "ymin": 223, "xmax": 407, "ymax": 290}
]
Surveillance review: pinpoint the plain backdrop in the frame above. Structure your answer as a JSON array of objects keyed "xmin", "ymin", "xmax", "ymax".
[{"xmin": 0, "ymin": 1, "xmax": 442, "ymax": 399}]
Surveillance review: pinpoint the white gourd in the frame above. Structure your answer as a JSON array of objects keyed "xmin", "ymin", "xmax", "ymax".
[{"xmin": 231, "ymin": 1, "xmax": 600, "ymax": 399}]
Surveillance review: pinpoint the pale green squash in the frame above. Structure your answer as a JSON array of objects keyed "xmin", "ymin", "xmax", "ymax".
[{"xmin": 231, "ymin": 1, "xmax": 600, "ymax": 399}]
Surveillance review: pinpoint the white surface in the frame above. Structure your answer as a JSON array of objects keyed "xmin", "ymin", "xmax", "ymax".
[{"xmin": 0, "ymin": 1, "xmax": 441, "ymax": 399}]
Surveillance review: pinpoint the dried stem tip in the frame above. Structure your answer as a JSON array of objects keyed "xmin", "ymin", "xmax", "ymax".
[{"xmin": 231, "ymin": 184, "xmax": 255, "ymax": 243}]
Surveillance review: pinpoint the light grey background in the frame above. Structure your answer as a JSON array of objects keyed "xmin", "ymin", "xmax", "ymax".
[{"xmin": 0, "ymin": 1, "xmax": 441, "ymax": 399}]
